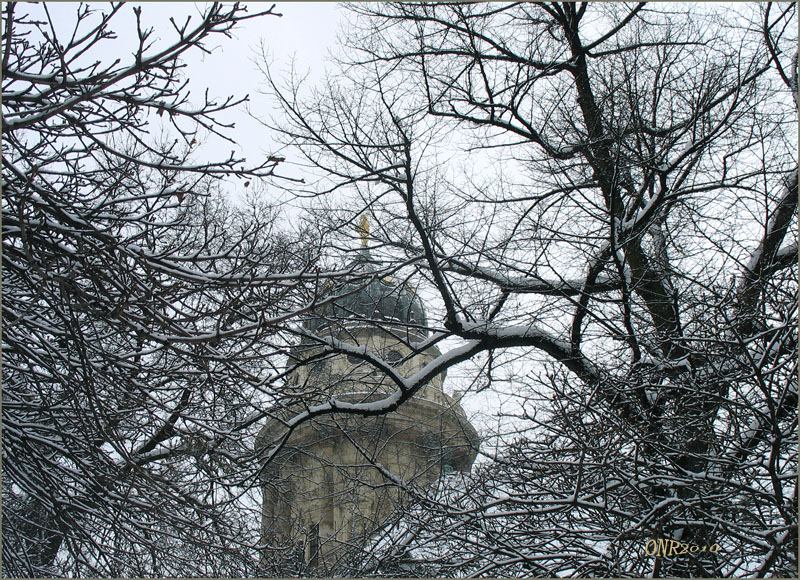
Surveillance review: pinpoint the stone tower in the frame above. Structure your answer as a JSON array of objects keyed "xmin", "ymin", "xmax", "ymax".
[{"xmin": 255, "ymin": 241, "xmax": 479, "ymax": 575}]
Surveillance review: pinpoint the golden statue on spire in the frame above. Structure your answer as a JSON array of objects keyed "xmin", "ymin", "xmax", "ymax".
[{"xmin": 357, "ymin": 214, "xmax": 370, "ymax": 247}]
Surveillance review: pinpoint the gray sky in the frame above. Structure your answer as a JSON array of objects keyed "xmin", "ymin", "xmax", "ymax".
[
  {"xmin": 147, "ymin": 2, "xmax": 345, "ymax": 179},
  {"xmin": 40, "ymin": 2, "xmax": 344, "ymax": 193}
]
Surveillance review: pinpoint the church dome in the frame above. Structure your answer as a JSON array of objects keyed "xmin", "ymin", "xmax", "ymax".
[{"xmin": 304, "ymin": 251, "xmax": 427, "ymax": 335}]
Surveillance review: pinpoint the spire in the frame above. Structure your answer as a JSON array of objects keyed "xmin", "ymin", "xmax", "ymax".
[
  {"xmin": 356, "ymin": 214, "xmax": 370, "ymax": 247},
  {"xmin": 353, "ymin": 214, "xmax": 375, "ymax": 269}
]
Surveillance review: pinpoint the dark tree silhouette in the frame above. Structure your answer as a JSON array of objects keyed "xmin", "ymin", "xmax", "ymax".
[{"xmin": 1, "ymin": 3, "xmax": 317, "ymax": 576}]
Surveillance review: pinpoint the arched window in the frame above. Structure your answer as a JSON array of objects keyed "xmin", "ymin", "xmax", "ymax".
[{"xmin": 442, "ymin": 449, "xmax": 454, "ymax": 475}]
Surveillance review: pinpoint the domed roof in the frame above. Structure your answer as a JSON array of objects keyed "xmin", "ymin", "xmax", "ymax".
[{"xmin": 305, "ymin": 251, "xmax": 427, "ymax": 335}]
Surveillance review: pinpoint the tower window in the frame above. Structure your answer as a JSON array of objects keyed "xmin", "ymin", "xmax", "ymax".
[
  {"xmin": 442, "ymin": 449, "xmax": 454, "ymax": 475},
  {"xmin": 386, "ymin": 350, "xmax": 403, "ymax": 365},
  {"xmin": 346, "ymin": 353, "xmax": 361, "ymax": 364}
]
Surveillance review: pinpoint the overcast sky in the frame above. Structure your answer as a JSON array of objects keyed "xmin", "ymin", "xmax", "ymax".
[
  {"xmin": 40, "ymin": 2, "xmax": 345, "ymax": 192},
  {"xmin": 146, "ymin": 2, "xmax": 346, "ymax": 177}
]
